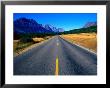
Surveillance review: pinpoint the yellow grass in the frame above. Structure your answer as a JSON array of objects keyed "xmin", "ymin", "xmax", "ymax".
[
  {"xmin": 14, "ymin": 36, "xmax": 52, "ymax": 57},
  {"xmin": 61, "ymin": 33, "xmax": 97, "ymax": 52},
  {"xmin": 14, "ymin": 40, "xmax": 19, "ymax": 51},
  {"xmin": 32, "ymin": 37, "xmax": 45, "ymax": 42}
]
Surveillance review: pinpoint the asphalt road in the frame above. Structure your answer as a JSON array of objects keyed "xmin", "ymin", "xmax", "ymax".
[{"xmin": 14, "ymin": 36, "xmax": 97, "ymax": 75}]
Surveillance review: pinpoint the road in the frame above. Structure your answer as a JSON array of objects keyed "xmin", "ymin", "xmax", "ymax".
[{"xmin": 14, "ymin": 36, "xmax": 97, "ymax": 75}]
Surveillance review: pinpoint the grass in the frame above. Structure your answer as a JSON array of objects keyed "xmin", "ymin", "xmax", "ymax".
[
  {"xmin": 14, "ymin": 40, "xmax": 34, "ymax": 53},
  {"xmin": 60, "ymin": 33, "xmax": 97, "ymax": 52},
  {"xmin": 14, "ymin": 36, "xmax": 52, "ymax": 55},
  {"xmin": 32, "ymin": 37, "xmax": 45, "ymax": 43}
]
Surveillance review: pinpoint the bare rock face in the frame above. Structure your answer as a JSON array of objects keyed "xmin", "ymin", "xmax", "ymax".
[
  {"xmin": 14, "ymin": 18, "xmax": 54, "ymax": 34},
  {"xmin": 83, "ymin": 22, "xmax": 97, "ymax": 28},
  {"xmin": 14, "ymin": 18, "xmax": 64, "ymax": 35}
]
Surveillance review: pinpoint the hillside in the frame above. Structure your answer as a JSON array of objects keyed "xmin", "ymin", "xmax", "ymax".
[
  {"xmin": 60, "ymin": 26, "xmax": 97, "ymax": 34},
  {"xmin": 14, "ymin": 17, "xmax": 64, "ymax": 39},
  {"xmin": 60, "ymin": 33, "xmax": 97, "ymax": 52},
  {"xmin": 83, "ymin": 22, "xmax": 97, "ymax": 28}
]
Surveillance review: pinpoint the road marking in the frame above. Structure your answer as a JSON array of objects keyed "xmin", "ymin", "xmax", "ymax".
[
  {"xmin": 55, "ymin": 57, "xmax": 59, "ymax": 75},
  {"xmin": 57, "ymin": 42, "xmax": 59, "ymax": 46}
]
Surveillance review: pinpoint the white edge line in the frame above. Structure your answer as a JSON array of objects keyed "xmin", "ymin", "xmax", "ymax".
[
  {"xmin": 60, "ymin": 36, "xmax": 97, "ymax": 55},
  {"xmin": 72, "ymin": 42, "xmax": 97, "ymax": 55}
]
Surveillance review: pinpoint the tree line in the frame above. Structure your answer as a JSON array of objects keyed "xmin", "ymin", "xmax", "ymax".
[{"xmin": 14, "ymin": 26, "xmax": 97, "ymax": 40}]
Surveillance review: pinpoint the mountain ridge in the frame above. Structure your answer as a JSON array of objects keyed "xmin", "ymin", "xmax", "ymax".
[
  {"xmin": 83, "ymin": 22, "xmax": 97, "ymax": 28},
  {"xmin": 14, "ymin": 17, "xmax": 64, "ymax": 34}
]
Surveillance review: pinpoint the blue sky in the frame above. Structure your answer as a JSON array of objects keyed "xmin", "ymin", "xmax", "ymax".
[{"xmin": 14, "ymin": 13, "xmax": 97, "ymax": 31}]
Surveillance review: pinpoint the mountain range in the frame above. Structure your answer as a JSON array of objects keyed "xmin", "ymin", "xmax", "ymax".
[
  {"xmin": 83, "ymin": 22, "xmax": 97, "ymax": 28},
  {"xmin": 14, "ymin": 18, "xmax": 64, "ymax": 34},
  {"xmin": 14, "ymin": 17, "xmax": 97, "ymax": 36}
]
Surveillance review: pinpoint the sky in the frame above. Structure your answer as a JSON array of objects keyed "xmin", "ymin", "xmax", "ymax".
[{"xmin": 14, "ymin": 13, "xmax": 97, "ymax": 31}]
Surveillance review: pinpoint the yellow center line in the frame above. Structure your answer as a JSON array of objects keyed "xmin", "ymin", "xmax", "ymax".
[{"xmin": 55, "ymin": 57, "xmax": 59, "ymax": 75}]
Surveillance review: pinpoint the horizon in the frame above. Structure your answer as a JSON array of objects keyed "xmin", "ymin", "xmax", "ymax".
[{"xmin": 14, "ymin": 13, "xmax": 97, "ymax": 31}]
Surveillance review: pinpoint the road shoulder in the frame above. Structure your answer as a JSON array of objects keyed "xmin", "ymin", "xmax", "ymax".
[{"xmin": 14, "ymin": 37, "xmax": 54, "ymax": 57}]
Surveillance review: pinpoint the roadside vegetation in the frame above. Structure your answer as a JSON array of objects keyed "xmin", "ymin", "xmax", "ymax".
[
  {"xmin": 14, "ymin": 25, "xmax": 97, "ymax": 55},
  {"xmin": 14, "ymin": 35, "xmax": 52, "ymax": 55},
  {"xmin": 59, "ymin": 25, "xmax": 97, "ymax": 52},
  {"xmin": 60, "ymin": 33, "xmax": 97, "ymax": 52}
]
